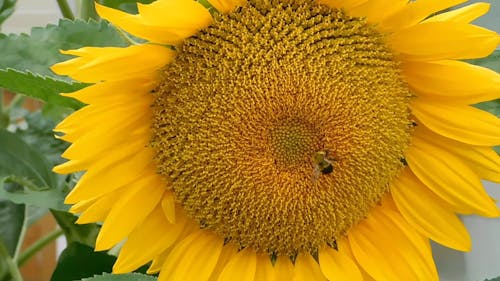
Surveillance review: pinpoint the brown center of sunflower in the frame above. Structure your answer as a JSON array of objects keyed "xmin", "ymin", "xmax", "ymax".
[{"xmin": 150, "ymin": 0, "xmax": 412, "ymax": 255}]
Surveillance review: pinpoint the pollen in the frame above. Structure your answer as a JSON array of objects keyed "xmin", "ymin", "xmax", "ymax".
[{"xmin": 150, "ymin": 0, "xmax": 412, "ymax": 255}]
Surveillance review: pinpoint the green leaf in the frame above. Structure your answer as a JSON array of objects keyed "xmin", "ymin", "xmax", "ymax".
[
  {"xmin": 25, "ymin": 205, "xmax": 48, "ymax": 226},
  {"xmin": 50, "ymin": 242, "xmax": 116, "ymax": 281},
  {"xmin": 16, "ymin": 111, "xmax": 70, "ymax": 165},
  {"xmin": 468, "ymin": 50, "xmax": 500, "ymax": 72},
  {"xmin": 0, "ymin": 0, "xmax": 16, "ymax": 25},
  {"xmin": 0, "ymin": 129, "xmax": 67, "ymax": 210},
  {"xmin": 81, "ymin": 273, "xmax": 157, "ymax": 281},
  {"xmin": 471, "ymin": 50, "xmax": 500, "ymax": 116},
  {"xmin": 470, "ymin": 50, "xmax": 500, "ymax": 153},
  {"xmin": 0, "ymin": 178, "xmax": 67, "ymax": 210},
  {"xmin": 41, "ymin": 103, "xmax": 75, "ymax": 123},
  {"xmin": 0, "ymin": 241, "xmax": 22, "ymax": 281},
  {"xmin": 0, "ymin": 19, "xmax": 129, "ymax": 78},
  {"xmin": 475, "ymin": 99, "xmax": 500, "ymax": 117},
  {"xmin": 0, "ymin": 200, "xmax": 24, "ymax": 257},
  {"xmin": 0, "ymin": 129, "xmax": 57, "ymax": 189},
  {"xmin": 0, "ymin": 69, "xmax": 85, "ymax": 109},
  {"xmin": 51, "ymin": 210, "xmax": 100, "ymax": 248},
  {"xmin": 0, "ymin": 19, "xmax": 129, "ymax": 108},
  {"xmin": 98, "ymin": 0, "xmax": 156, "ymax": 14}
]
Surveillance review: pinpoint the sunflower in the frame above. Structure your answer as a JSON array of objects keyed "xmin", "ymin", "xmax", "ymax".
[{"xmin": 51, "ymin": 0, "xmax": 500, "ymax": 280}]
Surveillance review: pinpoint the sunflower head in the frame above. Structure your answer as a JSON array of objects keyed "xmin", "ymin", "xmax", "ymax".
[
  {"xmin": 51, "ymin": 0, "xmax": 500, "ymax": 280},
  {"xmin": 151, "ymin": 0, "xmax": 413, "ymax": 255}
]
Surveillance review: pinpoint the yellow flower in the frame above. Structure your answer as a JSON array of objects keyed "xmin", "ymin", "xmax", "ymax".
[{"xmin": 51, "ymin": 0, "xmax": 500, "ymax": 280}]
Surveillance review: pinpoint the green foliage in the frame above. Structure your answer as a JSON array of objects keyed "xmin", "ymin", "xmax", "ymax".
[
  {"xmin": 0, "ymin": 200, "xmax": 24, "ymax": 281},
  {"xmin": 472, "ymin": 50, "xmax": 500, "ymax": 126},
  {"xmin": 0, "ymin": 241, "xmax": 21, "ymax": 281},
  {"xmin": 98, "ymin": 0, "xmax": 156, "ymax": 14},
  {"xmin": 0, "ymin": 200, "xmax": 24, "ymax": 256},
  {"xmin": 476, "ymin": 99, "xmax": 500, "ymax": 117},
  {"xmin": 51, "ymin": 210, "xmax": 100, "ymax": 248},
  {"xmin": 0, "ymin": 0, "xmax": 16, "ymax": 25},
  {"xmin": 50, "ymin": 242, "xmax": 117, "ymax": 281},
  {"xmin": 0, "ymin": 129, "xmax": 67, "ymax": 210},
  {"xmin": 0, "ymin": 19, "xmax": 129, "ymax": 77},
  {"xmin": 0, "ymin": 69, "xmax": 85, "ymax": 109},
  {"xmin": 15, "ymin": 111, "xmax": 70, "ymax": 165},
  {"xmin": 484, "ymin": 277, "xmax": 500, "ymax": 281},
  {"xmin": 0, "ymin": 129, "xmax": 57, "ymax": 189},
  {"xmin": 469, "ymin": 50, "xmax": 500, "ymax": 72},
  {"xmin": 0, "ymin": 178, "xmax": 67, "ymax": 210},
  {"xmin": 81, "ymin": 273, "xmax": 157, "ymax": 281},
  {"xmin": 0, "ymin": 19, "xmax": 129, "ymax": 108}
]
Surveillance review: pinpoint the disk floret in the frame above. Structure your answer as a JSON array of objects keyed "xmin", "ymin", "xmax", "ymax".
[{"xmin": 151, "ymin": 0, "xmax": 412, "ymax": 255}]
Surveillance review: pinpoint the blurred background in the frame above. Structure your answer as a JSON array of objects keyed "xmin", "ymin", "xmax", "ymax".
[{"xmin": 1, "ymin": 1, "xmax": 499, "ymax": 281}]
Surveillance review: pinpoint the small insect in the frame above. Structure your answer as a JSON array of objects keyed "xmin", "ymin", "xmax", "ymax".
[{"xmin": 312, "ymin": 150, "xmax": 335, "ymax": 176}]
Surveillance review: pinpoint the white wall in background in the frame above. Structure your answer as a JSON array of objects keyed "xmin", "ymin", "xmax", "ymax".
[
  {"xmin": 435, "ymin": 183, "xmax": 500, "ymax": 281},
  {"xmin": 471, "ymin": 0, "xmax": 499, "ymax": 32},
  {"xmin": 1, "ymin": 0, "xmax": 76, "ymax": 34}
]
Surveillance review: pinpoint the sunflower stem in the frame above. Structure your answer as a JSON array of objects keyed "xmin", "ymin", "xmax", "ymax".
[
  {"xmin": 3, "ymin": 94, "xmax": 24, "ymax": 116},
  {"xmin": 56, "ymin": 0, "xmax": 75, "ymax": 20},
  {"xmin": 0, "ymin": 88, "xmax": 4, "ymax": 111},
  {"xmin": 0, "ymin": 242, "xmax": 23, "ymax": 281},
  {"xmin": 77, "ymin": 0, "xmax": 98, "ymax": 20},
  {"xmin": 17, "ymin": 228, "xmax": 63, "ymax": 267}
]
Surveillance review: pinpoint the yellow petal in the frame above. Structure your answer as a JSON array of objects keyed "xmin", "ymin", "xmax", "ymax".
[
  {"xmin": 403, "ymin": 60, "xmax": 500, "ymax": 104},
  {"xmin": 159, "ymin": 230, "xmax": 224, "ymax": 281},
  {"xmin": 294, "ymin": 253, "xmax": 326, "ymax": 281},
  {"xmin": 75, "ymin": 187, "xmax": 123, "ymax": 224},
  {"xmin": 64, "ymin": 149, "xmax": 156, "ymax": 204},
  {"xmin": 113, "ymin": 207, "xmax": 188, "ymax": 273},
  {"xmin": 95, "ymin": 1, "xmax": 212, "ymax": 45},
  {"xmin": 95, "ymin": 175, "xmax": 165, "ymax": 251},
  {"xmin": 405, "ymin": 135, "xmax": 500, "ymax": 217},
  {"xmin": 316, "ymin": 0, "xmax": 367, "ymax": 11},
  {"xmin": 274, "ymin": 256, "xmax": 294, "ymax": 281},
  {"xmin": 424, "ymin": 2, "xmax": 490, "ymax": 23},
  {"xmin": 68, "ymin": 198, "xmax": 95, "ymax": 213},
  {"xmin": 389, "ymin": 21, "xmax": 499, "ymax": 61},
  {"xmin": 209, "ymin": 0, "xmax": 246, "ymax": 13},
  {"xmin": 337, "ymin": 238, "xmax": 377, "ymax": 281},
  {"xmin": 60, "ymin": 127, "xmax": 149, "ymax": 169},
  {"xmin": 254, "ymin": 254, "xmax": 275, "ymax": 281},
  {"xmin": 51, "ymin": 44, "xmax": 174, "ymax": 83},
  {"xmin": 207, "ymin": 243, "xmax": 239, "ymax": 281},
  {"xmin": 392, "ymin": 169, "xmax": 471, "ymax": 251},
  {"xmin": 336, "ymin": 237, "xmax": 354, "ymax": 258},
  {"xmin": 378, "ymin": 0, "xmax": 466, "ymax": 32},
  {"xmin": 217, "ymin": 248, "xmax": 257, "ymax": 281},
  {"xmin": 62, "ymin": 76, "xmax": 157, "ymax": 105},
  {"xmin": 460, "ymin": 146, "xmax": 500, "ymax": 183},
  {"xmin": 318, "ymin": 246, "xmax": 363, "ymax": 281},
  {"xmin": 54, "ymin": 98, "xmax": 152, "ymax": 142},
  {"xmin": 417, "ymin": 125, "xmax": 500, "ymax": 183},
  {"xmin": 161, "ymin": 192, "xmax": 176, "ymax": 223},
  {"xmin": 349, "ymin": 205, "xmax": 438, "ymax": 281},
  {"xmin": 411, "ymin": 99, "xmax": 500, "ymax": 146},
  {"xmin": 156, "ymin": 231, "xmax": 204, "ymax": 280},
  {"xmin": 147, "ymin": 249, "xmax": 171, "ymax": 274},
  {"xmin": 347, "ymin": 0, "xmax": 407, "ymax": 25}
]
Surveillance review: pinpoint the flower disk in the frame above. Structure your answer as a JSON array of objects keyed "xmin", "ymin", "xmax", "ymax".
[{"xmin": 150, "ymin": 0, "xmax": 412, "ymax": 255}]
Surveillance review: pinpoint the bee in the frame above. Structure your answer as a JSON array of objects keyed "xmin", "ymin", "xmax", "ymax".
[{"xmin": 312, "ymin": 150, "xmax": 334, "ymax": 177}]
